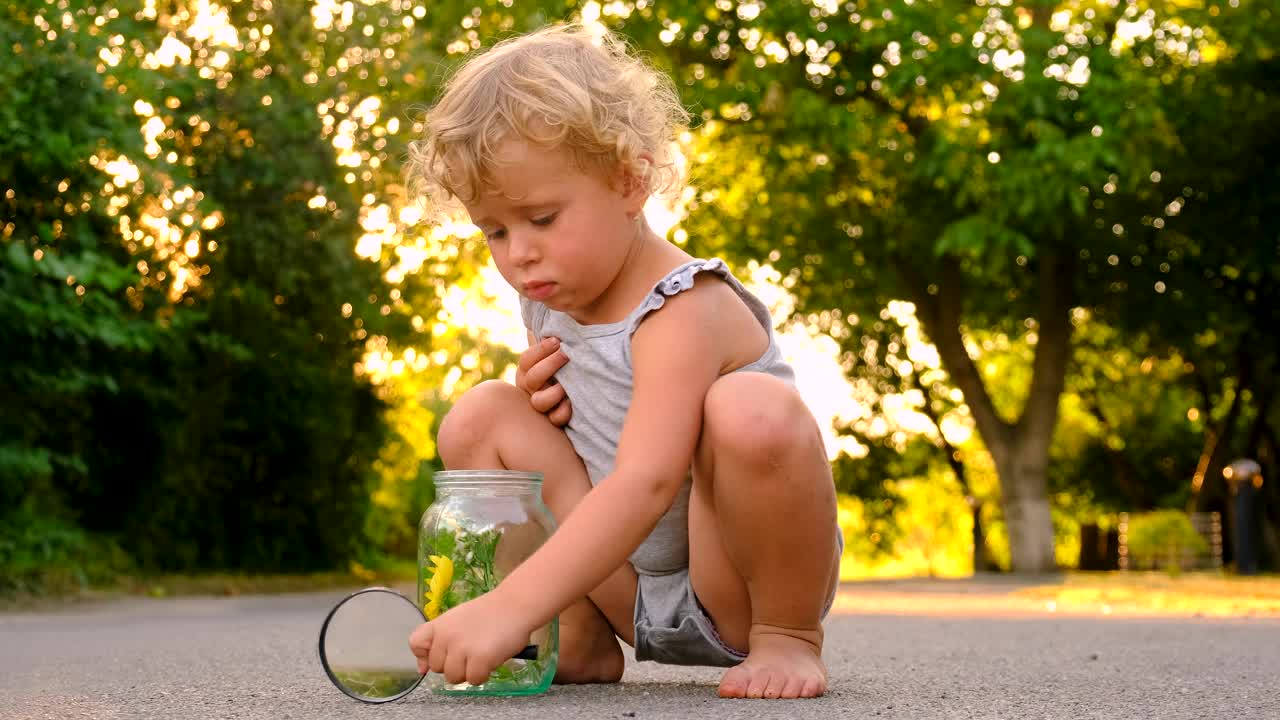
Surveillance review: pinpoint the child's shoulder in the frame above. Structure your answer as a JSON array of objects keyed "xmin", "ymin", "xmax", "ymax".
[
  {"xmin": 632, "ymin": 259, "xmax": 742, "ymax": 325},
  {"xmin": 653, "ymin": 261, "xmax": 743, "ymax": 311},
  {"xmin": 633, "ymin": 259, "xmax": 769, "ymax": 373}
]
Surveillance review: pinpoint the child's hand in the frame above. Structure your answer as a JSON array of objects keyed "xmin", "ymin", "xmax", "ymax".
[
  {"xmin": 408, "ymin": 591, "xmax": 535, "ymax": 686},
  {"xmin": 516, "ymin": 336, "xmax": 572, "ymax": 426}
]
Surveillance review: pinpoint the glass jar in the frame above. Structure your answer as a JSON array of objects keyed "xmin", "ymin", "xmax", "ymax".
[{"xmin": 417, "ymin": 470, "xmax": 558, "ymax": 696}]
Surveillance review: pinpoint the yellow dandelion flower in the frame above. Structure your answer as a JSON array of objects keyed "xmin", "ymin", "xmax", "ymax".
[{"xmin": 423, "ymin": 554, "xmax": 453, "ymax": 619}]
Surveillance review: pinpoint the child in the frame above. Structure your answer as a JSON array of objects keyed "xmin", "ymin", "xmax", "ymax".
[{"xmin": 405, "ymin": 23, "xmax": 841, "ymax": 700}]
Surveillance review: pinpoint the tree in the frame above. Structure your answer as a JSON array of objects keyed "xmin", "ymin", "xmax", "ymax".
[
  {"xmin": 603, "ymin": 0, "xmax": 1246, "ymax": 571},
  {"xmin": 349, "ymin": 0, "xmax": 1267, "ymax": 571},
  {"xmin": 1091, "ymin": 5, "xmax": 1279, "ymax": 563},
  {"xmin": 0, "ymin": 0, "xmax": 447, "ymax": 573}
]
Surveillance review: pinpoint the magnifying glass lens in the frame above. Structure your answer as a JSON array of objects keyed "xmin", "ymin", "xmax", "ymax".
[
  {"xmin": 318, "ymin": 587, "xmax": 542, "ymax": 703},
  {"xmin": 319, "ymin": 588, "xmax": 426, "ymax": 703}
]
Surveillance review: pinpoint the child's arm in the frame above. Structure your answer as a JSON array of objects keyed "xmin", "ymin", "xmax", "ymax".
[
  {"xmin": 500, "ymin": 280, "xmax": 735, "ymax": 618},
  {"xmin": 410, "ymin": 279, "xmax": 760, "ymax": 682}
]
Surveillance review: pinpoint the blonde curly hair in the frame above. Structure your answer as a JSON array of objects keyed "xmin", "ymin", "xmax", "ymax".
[{"xmin": 407, "ymin": 24, "xmax": 689, "ymax": 212}]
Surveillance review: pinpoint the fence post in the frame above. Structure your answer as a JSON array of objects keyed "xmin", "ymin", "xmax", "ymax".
[{"xmin": 1118, "ymin": 513, "xmax": 1130, "ymax": 571}]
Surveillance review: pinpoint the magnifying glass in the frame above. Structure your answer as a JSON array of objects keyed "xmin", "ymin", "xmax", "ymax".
[{"xmin": 317, "ymin": 587, "xmax": 538, "ymax": 703}]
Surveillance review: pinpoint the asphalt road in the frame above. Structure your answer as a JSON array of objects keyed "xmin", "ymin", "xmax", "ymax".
[{"xmin": 3, "ymin": 580, "xmax": 1278, "ymax": 720}]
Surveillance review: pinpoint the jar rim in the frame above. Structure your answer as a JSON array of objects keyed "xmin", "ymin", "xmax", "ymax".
[{"xmin": 433, "ymin": 469, "xmax": 543, "ymax": 484}]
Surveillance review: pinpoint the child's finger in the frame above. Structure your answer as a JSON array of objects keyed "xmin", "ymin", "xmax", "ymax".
[
  {"xmin": 529, "ymin": 381, "xmax": 567, "ymax": 414},
  {"xmin": 428, "ymin": 639, "xmax": 448, "ymax": 675},
  {"xmin": 516, "ymin": 336, "xmax": 559, "ymax": 376},
  {"xmin": 548, "ymin": 397, "xmax": 573, "ymax": 426},
  {"xmin": 523, "ymin": 349, "xmax": 569, "ymax": 393},
  {"xmin": 465, "ymin": 655, "xmax": 494, "ymax": 687},
  {"xmin": 408, "ymin": 622, "xmax": 432, "ymax": 658},
  {"xmin": 443, "ymin": 650, "xmax": 469, "ymax": 685}
]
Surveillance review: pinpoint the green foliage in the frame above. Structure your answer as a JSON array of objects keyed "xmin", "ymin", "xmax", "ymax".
[
  {"xmin": 1125, "ymin": 511, "xmax": 1210, "ymax": 573},
  {"xmin": 429, "ymin": 528, "xmax": 502, "ymax": 612},
  {"xmin": 1094, "ymin": 8, "xmax": 1280, "ymax": 516},
  {"xmin": 329, "ymin": 669, "xmax": 423, "ymax": 700},
  {"xmin": 409, "ymin": 0, "xmax": 1278, "ymax": 570},
  {"xmin": 1059, "ymin": 322, "xmax": 1202, "ymax": 510},
  {"xmin": 1, "ymin": 3, "xmax": 158, "ymax": 513},
  {"xmin": 603, "ymin": 0, "xmax": 1271, "ymax": 569},
  {"xmin": 831, "ymin": 444, "xmax": 909, "ymax": 556},
  {"xmin": 420, "ymin": 526, "xmax": 554, "ymax": 691},
  {"xmin": 0, "ymin": 510, "xmax": 134, "ymax": 595},
  {"xmin": 0, "ymin": 0, "xmax": 447, "ymax": 579},
  {"xmin": 5, "ymin": 0, "xmax": 1277, "ymax": 585}
]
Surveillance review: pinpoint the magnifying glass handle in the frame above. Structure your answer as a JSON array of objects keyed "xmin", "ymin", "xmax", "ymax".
[{"xmin": 514, "ymin": 644, "xmax": 538, "ymax": 661}]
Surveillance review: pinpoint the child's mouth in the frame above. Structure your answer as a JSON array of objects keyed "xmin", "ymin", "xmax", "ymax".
[{"xmin": 523, "ymin": 281, "xmax": 556, "ymax": 300}]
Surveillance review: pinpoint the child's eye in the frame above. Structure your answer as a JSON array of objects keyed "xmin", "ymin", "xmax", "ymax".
[
  {"xmin": 486, "ymin": 229, "xmax": 507, "ymax": 241},
  {"xmin": 531, "ymin": 213, "xmax": 557, "ymax": 227}
]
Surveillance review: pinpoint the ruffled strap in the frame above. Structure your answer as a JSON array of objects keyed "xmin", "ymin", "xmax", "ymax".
[
  {"xmin": 656, "ymin": 258, "xmax": 730, "ymax": 296},
  {"xmin": 628, "ymin": 259, "xmax": 731, "ymax": 323}
]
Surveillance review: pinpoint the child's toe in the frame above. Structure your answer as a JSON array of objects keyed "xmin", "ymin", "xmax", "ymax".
[
  {"xmin": 744, "ymin": 668, "xmax": 773, "ymax": 698},
  {"xmin": 717, "ymin": 665, "xmax": 750, "ymax": 698},
  {"xmin": 762, "ymin": 671, "xmax": 791, "ymax": 699},
  {"xmin": 800, "ymin": 675, "xmax": 825, "ymax": 698},
  {"xmin": 778, "ymin": 674, "xmax": 807, "ymax": 699}
]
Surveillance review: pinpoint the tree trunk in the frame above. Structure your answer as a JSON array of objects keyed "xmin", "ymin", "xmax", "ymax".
[
  {"xmin": 901, "ymin": 251, "xmax": 1072, "ymax": 573},
  {"xmin": 991, "ymin": 446, "xmax": 1057, "ymax": 572},
  {"xmin": 910, "ymin": 371, "xmax": 994, "ymax": 572},
  {"xmin": 1191, "ymin": 372, "xmax": 1247, "ymax": 512},
  {"xmin": 1188, "ymin": 352, "xmax": 1255, "ymax": 565}
]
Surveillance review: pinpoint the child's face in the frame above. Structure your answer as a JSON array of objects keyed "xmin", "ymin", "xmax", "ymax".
[{"xmin": 463, "ymin": 139, "xmax": 646, "ymax": 323}]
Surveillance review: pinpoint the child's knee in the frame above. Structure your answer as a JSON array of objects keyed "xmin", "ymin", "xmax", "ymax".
[
  {"xmin": 437, "ymin": 380, "xmax": 525, "ymax": 463},
  {"xmin": 702, "ymin": 374, "xmax": 818, "ymax": 469}
]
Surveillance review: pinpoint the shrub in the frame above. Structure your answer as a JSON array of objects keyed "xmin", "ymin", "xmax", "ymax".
[
  {"xmin": 1126, "ymin": 510, "xmax": 1209, "ymax": 573},
  {"xmin": 0, "ymin": 510, "xmax": 134, "ymax": 595}
]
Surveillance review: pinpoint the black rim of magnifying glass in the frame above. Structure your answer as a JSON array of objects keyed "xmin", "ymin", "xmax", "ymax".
[{"xmin": 318, "ymin": 586, "xmax": 427, "ymax": 704}]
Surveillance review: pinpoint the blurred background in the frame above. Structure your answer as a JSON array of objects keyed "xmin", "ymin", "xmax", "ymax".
[{"xmin": 2, "ymin": 0, "xmax": 1276, "ymax": 598}]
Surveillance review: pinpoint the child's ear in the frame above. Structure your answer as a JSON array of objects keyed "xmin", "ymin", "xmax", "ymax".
[{"xmin": 620, "ymin": 155, "xmax": 653, "ymax": 213}]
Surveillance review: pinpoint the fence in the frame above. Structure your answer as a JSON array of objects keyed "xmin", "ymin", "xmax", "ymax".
[{"xmin": 1117, "ymin": 511, "xmax": 1223, "ymax": 571}]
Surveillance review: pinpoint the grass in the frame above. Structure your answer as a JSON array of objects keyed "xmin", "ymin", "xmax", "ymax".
[
  {"xmin": 0, "ymin": 559, "xmax": 417, "ymax": 611},
  {"xmin": 829, "ymin": 570, "xmax": 1280, "ymax": 619},
  {"xmin": 7, "ymin": 558, "xmax": 1279, "ymax": 621},
  {"xmin": 1015, "ymin": 571, "xmax": 1280, "ymax": 617}
]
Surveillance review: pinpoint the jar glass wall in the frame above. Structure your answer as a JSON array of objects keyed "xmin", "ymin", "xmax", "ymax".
[{"xmin": 417, "ymin": 470, "xmax": 558, "ymax": 695}]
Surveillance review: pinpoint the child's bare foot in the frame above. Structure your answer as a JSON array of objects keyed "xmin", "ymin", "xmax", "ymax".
[
  {"xmin": 717, "ymin": 624, "xmax": 826, "ymax": 699},
  {"xmin": 553, "ymin": 598, "xmax": 625, "ymax": 684}
]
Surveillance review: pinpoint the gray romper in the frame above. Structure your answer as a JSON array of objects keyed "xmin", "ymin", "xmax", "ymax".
[{"xmin": 520, "ymin": 258, "xmax": 841, "ymax": 666}]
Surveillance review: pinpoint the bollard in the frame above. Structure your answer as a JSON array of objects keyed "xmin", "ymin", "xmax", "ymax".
[{"xmin": 1226, "ymin": 459, "xmax": 1263, "ymax": 576}]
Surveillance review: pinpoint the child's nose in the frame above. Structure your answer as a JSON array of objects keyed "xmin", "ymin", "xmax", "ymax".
[{"xmin": 507, "ymin": 230, "xmax": 539, "ymax": 265}]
